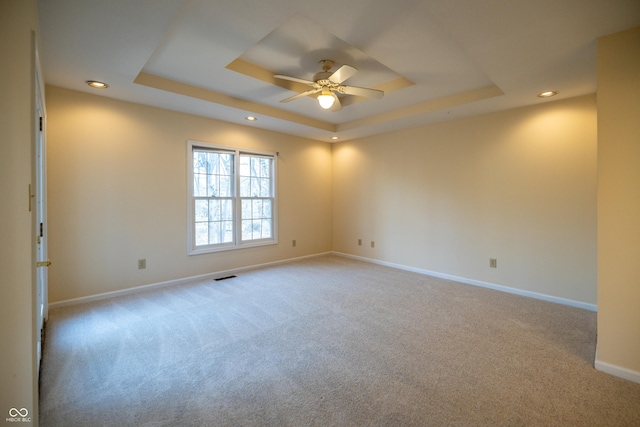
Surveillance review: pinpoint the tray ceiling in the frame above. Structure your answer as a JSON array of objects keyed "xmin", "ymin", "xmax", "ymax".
[{"xmin": 38, "ymin": 0, "xmax": 640, "ymax": 141}]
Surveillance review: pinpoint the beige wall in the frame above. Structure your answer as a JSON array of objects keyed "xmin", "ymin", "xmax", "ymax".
[
  {"xmin": 46, "ymin": 86, "xmax": 332, "ymax": 303},
  {"xmin": 333, "ymin": 95, "xmax": 598, "ymax": 305},
  {"xmin": 0, "ymin": 0, "xmax": 39, "ymax": 424},
  {"xmin": 47, "ymin": 89, "xmax": 601, "ymax": 308},
  {"xmin": 596, "ymin": 27, "xmax": 640, "ymax": 379}
]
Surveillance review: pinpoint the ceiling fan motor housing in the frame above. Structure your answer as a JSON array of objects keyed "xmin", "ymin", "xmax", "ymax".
[
  {"xmin": 314, "ymin": 59, "xmax": 338, "ymax": 86},
  {"xmin": 313, "ymin": 71, "xmax": 334, "ymax": 85}
]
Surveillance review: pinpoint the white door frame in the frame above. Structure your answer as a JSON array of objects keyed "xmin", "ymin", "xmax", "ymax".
[{"xmin": 34, "ymin": 42, "xmax": 48, "ymax": 373}]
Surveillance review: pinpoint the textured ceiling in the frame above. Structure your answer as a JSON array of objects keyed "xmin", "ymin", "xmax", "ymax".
[{"xmin": 38, "ymin": 0, "xmax": 640, "ymax": 142}]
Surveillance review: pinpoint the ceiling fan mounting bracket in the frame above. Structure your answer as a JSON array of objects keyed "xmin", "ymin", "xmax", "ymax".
[{"xmin": 318, "ymin": 59, "xmax": 335, "ymax": 72}]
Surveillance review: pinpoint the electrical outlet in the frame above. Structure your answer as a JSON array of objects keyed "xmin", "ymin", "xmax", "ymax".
[
  {"xmin": 358, "ymin": 239, "xmax": 362, "ymax": 246},
  {"xmin": 138, "ymin": 259, "xmax": 146, "ymax": 269},
  {"xmin": 490, "ymin": 258, "xmax": 497, "ymax": 268},
  {"xmin": 292, "ymin": 239, "xmax": 296, "ymax": 247},
  {"xmin": 371, "ymin": 241, "xmax": 375, "ymax": 248}
]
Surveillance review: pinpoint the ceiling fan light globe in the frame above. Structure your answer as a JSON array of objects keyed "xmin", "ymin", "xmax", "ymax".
[{"xmin": 318, "ymin": 94, "xmax": 335, "ymax": 109}]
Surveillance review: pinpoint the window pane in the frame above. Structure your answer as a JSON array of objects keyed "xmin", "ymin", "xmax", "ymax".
[
  {"xmin": 195, "ymin": 222, "xmax": 208, "ymax": 246},
  {"xmin": 193, "ymin": 152, "xmax": 207, "ymax": 174},
  {"xmin": 239, "ymin": 155, "xmax": 272, "ymax": 197},
  {"xmin": 262, "ymin": 199, "xmax": 272, "ymax": 217},
  {"xmin": 241, "ymin": 199, "xmax": 250, "ymax": 220},
  {"xmin": 241, "ymin": 219, "xmax": 252, "ymax": 241},
  {"xmin": 250, "ymin": 157, "xmax": 260, "ymax": 177},
  {"xmin": 195, "ymin": 199, "xmax": 208, "ymax": 222},
  {"xmin": 249, "ymin": 177, "xmax": 260, "ymax": 197},
  {"xmin": 223, "ymin": 220, "xmax": 234, "ymax": 243},
  {"xmin": 259, "ymin": 178, "xmax": 269, "ymax": 197},
  {"xmin": 252, "ymin": 199, "xmax": 262, "ymax": 218},
  {"xmin": 219, "ymin": 175, "xmax": 231, "ymax": 197},
  {"xmin": 239, "ymin": 176, "xmax": 250, "ymax": 197},
  {"xmin": 194, "ymin": 174, "xmax": 207, "ymax": 197},
  {"xmin": 261, "ymin": 219, "xmax": 272, "ymax": 238},
  {"xmin": 209, "ymin": 221, "xmax": 221, "ymax": 245},
  {"xmin": 207, "ymin": 174, "xmax": 217, "ymax": 197},
  {"xmin": 239, "ymin": 156, "xmax": 250, "ymax": 176},
  {"xmin": 261, "ymin": 158, "xmax": 270, "ymax": 177},
  {"xmin": 207, "ymin": 152, "xmax": 219, "ymax": 174},
  {"xmin": 221, "ymin": 199, "xmax": 233, "ymax": 221},
  {"xmin": 239, "ymin": 197, "xmax": 272, "ymax": 241},
  {"xmin": 220, "ymin": 154, "xmax": 232, "ymax": 175},
  {"xmin": 207, "ymin": 199, "xmax": 218, "ymax": 221},
  {"xmin": 252, "ymin": 220, "xmax": 262, "ymax": 239}
]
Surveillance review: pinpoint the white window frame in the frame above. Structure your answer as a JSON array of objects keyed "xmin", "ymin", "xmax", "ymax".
[{"xmin": 187, "ymin": 140, "xmax": 278, "ymax": 255}]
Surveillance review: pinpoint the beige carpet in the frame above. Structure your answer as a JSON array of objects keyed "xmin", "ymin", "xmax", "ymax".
[{"xmin": 39, "ymin": 255, "xmax": 640, "ymax": 426}]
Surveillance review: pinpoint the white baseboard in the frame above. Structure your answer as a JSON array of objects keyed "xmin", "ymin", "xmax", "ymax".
[
  {"xmin": 595, "ymin": 358, "xmax": 640, "ymax": 384},
  {"xmin": 48, "ymin": 252, "xmax": 332, "ymax": 310},
  {"xmin": 49, "ymin": 250, "xmax": 597, "ymax": 314},
  {"xmin": 332, "ymin": 252, "xmax": 598, "ymax": 312}
]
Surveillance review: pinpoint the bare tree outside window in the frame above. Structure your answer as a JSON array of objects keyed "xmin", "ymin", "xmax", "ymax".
[{"xmin": 188, "ymin": 142, "xmax": 277, "ymax": 254}]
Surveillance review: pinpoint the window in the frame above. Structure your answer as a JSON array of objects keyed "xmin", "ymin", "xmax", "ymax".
[{"xmin": 187, "ymin": 141, "xmax": 277, "ymax": 254}]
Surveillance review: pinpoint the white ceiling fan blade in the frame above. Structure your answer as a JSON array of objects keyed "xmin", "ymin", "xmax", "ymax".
[
  {"xmin": 340, "ymin": 85, "xmax": 384, "ymax": 99},
  {"xmin": 280, "ymin": 88, "xmax": 321, "ymax": 103},
  {"xmin": 274, "ymin": 74, "xmax": 316, "ymax": 86},
  {"xmin": 328, "ymin": 65, "xmax": 358, "ymax": 84},
  {"xmin": 329, "ymin": 92, "xmax": 342, "ymax": 112}
]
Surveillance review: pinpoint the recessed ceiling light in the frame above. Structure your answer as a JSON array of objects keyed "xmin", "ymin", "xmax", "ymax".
[
  {"xmin": 537, "ymin": 91, "xmax": 558, "ymax": 98},
  {"xmin": 331, "ymin": 136, "xmax": 339, "ymax": 140},
  {"xmin": 245, "ymin": 116, "xmax": 257, "ymax": 121},
  {"xmin": 86, "ymin": 80, "xmax": 109, "ymax": 89}
]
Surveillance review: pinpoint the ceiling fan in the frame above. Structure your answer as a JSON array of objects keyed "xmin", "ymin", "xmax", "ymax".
[{"xmin": 274, "ymin": 59, "xmax": 384, "ymax": 111}]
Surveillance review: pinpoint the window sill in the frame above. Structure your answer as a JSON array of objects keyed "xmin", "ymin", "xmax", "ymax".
[{"xmin": 188, "ymin": 239, "xmax": 278, "ymax": 256}]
